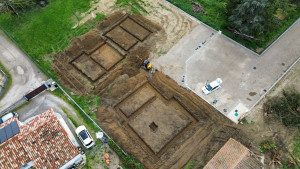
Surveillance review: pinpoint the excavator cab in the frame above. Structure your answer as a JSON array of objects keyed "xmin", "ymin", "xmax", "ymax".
[
  {"xmin": 136, "ymin": 55, "xmax": 152, "ymax": 70},
  {"xmin": 143, "ymin": 59, "xmax": 152, "ymax": 70}
]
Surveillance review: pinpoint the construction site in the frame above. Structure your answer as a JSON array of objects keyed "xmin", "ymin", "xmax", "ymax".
[
  {"xmin": 52, "ymin": 12, "xmax": 257, "ymax": 168},
  {"xmin": 0, "ymin": 0, "xmax": 299, "ymax": 168}
]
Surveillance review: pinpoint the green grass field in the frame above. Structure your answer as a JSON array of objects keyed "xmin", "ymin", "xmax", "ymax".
[
  {"xmin": 167, "ymin": 0, "xmax": 300, "ymax": 52},
  {"xmin": 0, "ymin": 0, "xmax": 104, "ymax": 77}
]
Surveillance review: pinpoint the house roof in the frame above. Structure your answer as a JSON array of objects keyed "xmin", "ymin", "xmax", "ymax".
[
  {"xmin": 204, "ymin": 138, "xmax": 262, "ymax": 169},
  {"xmin": 0, "ymin": 109, "xmax": 80, "ymax": 169}
]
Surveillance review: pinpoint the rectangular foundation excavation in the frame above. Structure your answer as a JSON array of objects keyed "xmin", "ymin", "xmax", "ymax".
[
  {"xmin": 128, "ymin": 98, "xmax": 193, "ymax": 154},
  {"xmin": 72, "ymin": 54, "xmax": 105, "ymax": 81},
  {"xmin": 91, "ymin": 44, "xmax": 124, "ymax": 70},
  {"xmin": 120, "ymin": 18, "xmax": 151, "ymax": 41},
  {"xmin": 106, "ymin": 26, "xmax": 138, "ymax": 51},
  {"xmin": 119, "ymin": 85, "xmax": 156, "ymax": 117}
]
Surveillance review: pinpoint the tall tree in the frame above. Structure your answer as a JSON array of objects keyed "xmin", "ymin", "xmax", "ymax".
[
  {"xmin": 0, "ymin": 0, "xmax": 32, "ymax": 15},
  {"xmin": 228, "ymin": 0, "xmax": 268, "ymax": 38}
]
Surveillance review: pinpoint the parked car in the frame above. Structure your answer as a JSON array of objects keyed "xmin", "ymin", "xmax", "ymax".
[
  {"xmin": 0, "ymin": 112, "xmax": 18, "ymax": 124},
  {"xmin": 75, "ymin": 125, "xmax": 95, "ymax": 149},
  {"xmin": 202, "ymin": 78, "xmax": 222, "ymax": 95}
]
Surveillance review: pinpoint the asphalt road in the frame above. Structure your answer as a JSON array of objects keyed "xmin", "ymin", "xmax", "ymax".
[{"xmin": 0, "ymin": 33, "xmax": 46, "ymax": 112}]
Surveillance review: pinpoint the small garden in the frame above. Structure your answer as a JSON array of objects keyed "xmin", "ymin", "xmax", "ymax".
[{"xmin": 167, "ymin": 0, "xmax": 300, "ymax": 53}]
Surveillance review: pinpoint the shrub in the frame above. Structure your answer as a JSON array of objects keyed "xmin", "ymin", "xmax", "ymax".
[
  {"xmin": 263, "ymin": 88, "xmax": 300, "ymax": 127},
  {"xmin": 259, "ymin": 140, "xmax": 276, "ymax": 153}
]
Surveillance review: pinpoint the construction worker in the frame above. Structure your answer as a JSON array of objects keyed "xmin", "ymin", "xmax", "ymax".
[
  {"xmin": 104, "ymin": 152, "xmax": 110, "ymax": 164},
  {"xmin": 104, "ymin": 153, "xmax": 109, "ymax": 159}
]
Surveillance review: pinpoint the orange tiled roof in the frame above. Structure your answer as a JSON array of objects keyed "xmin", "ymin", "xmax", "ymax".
[
  {"xmin": 0, "ymin": 109, "xmax": 79, "ymax": 169},
  {"xmin": 204, "ymin": 138, "xmax": 262, "ymax": 169}
]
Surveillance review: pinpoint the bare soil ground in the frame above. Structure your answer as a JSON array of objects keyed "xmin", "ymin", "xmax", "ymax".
[{"xmin": 53, "ymin": 12, "xmax": 255, "ymax": 168}]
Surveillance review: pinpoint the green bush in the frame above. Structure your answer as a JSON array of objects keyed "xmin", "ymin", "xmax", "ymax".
[
  {"xmin": 185, "ymin": 161, "xmax": 196, "ymax": 169},
  {"xmin": 259, "ymin": 140, "xmax": 276, "ymax": 153},
  {"xmin": 263, "ymin": 89, "xmax": 300, "ymax": 127}
]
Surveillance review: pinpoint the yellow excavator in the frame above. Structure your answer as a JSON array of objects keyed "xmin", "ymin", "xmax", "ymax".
[{"xmin": 136, "ymin": 55, "xmax": 152, "ymax": 70}]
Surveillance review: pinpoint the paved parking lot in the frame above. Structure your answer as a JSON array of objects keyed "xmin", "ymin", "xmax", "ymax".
[{"xmin": 152, "ymin": 18, "xmax": 300, "ymax": 123}]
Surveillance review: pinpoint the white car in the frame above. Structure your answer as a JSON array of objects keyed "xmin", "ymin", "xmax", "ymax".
[
  {"xmin": 0, "ymin": 112, "xmax": 18, "ymax": 124},
  {"xmin": 202, "ymin": 78, "xmax": 222, "ymax": 95},
  {"xmin": 75, "ymin": 125, "xmax": 95, "ymax": 149}
]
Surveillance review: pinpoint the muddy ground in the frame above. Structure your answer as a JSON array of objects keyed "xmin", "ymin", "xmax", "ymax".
[{"xmin": 52, "ymin": 12, "xmax": 260, "ymax": 169}]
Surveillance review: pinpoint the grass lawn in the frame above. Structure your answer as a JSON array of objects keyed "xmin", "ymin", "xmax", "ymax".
[
  {"xmin": 167, "ymin": 0, "xmax": 300, "ymax": 52},
  {"xmin": 0, "ymin": 0, "xmax": 104, "ymax": 77}
]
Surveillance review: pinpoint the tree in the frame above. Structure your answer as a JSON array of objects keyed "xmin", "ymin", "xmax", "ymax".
[
  {"xmin": 0, "ymin": 0, "xmax": 32, "ymax": 15},
  {"xmin": 226, "ymin": 0, "xmax": 242, "ymax": 17},
  {"xmin": 228, "ymin": 0, "xmax": 268, "ymax": 38}
]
